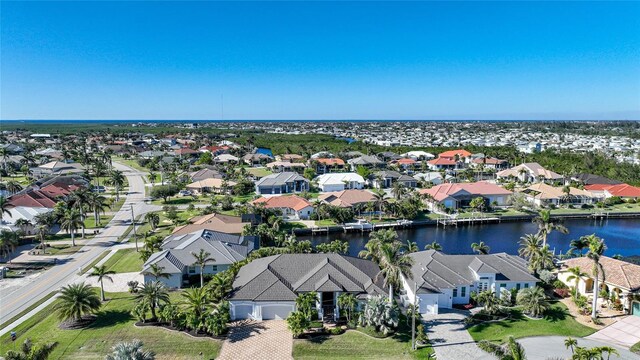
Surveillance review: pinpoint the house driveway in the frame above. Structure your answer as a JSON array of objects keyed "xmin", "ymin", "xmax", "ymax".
[
  {"xmin": 586, "ymin": 315, "xmax": 640, "ymax": 349},
  {"xmin": 423, "ymin": 309, "xmax": 494, "ymax": 360},
  {"xmin": 218, "ymin": 320, "xmax": 293, "ymax": 360}
]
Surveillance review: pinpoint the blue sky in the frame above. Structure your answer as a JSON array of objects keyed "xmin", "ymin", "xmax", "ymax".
[{"xmin": 1, "ymin": 1, "xmax": 639, "ymax": 120}]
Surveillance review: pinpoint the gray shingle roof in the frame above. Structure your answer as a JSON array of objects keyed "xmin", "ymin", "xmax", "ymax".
[
  {"xmin": 408, "ymin": 250, "xmax": 537, "ymax": 294},
  {"xmin": 230, "ymin": 254, "xmax": 386, "ymax": 301},
  {"xmin": 255, "ymin": 172, "xmax": 307, "ymax": 187}
]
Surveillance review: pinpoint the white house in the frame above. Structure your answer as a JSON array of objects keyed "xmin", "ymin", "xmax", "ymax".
[
  {"xmin": 315, "ymin": 173, "xmax": 365, "ymax": 192},
  {"xmin": 251, "ymin": 195, "xmax": 314, "ymax": 220},
  {"xmin": 400, "ymin": 250, "xmax": 538, "ymax": 315}
]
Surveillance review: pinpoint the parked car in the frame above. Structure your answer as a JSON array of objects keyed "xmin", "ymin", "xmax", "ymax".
[{"xmin": 178, "ymin": 190, "xmax": 192, "ymax": 197}]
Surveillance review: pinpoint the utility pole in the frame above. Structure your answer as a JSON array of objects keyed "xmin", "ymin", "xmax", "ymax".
[
  {"xmin": 412, "ymin": 281, "xmax": 417, "ymax": 350},
  {"xmin": 130, "ymin": 204, "xmax": 138, "ymax": 251}
]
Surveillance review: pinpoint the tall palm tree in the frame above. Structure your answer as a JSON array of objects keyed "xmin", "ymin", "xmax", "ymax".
[
  {"xmin": 585, "ymin": 234, "xmax": 606, "ymax": 319},
  {"xmin": 107, "ymin": 170, "xmax": 126, "ymax": 202},
  {"xmin": 86, "ymin": 192, "xmax": 109, "ymax": 226},
  {"xmin": 89, "ymin": 265, "xmax": 115, "ymax": 301},
  {"xmin": 424, "ymin": 241, "xmax": 443, "ymax": 251},
  {"xmin": 471, "ymin": 241, "xmax": 490, "ymax": 255},
  {"xmin": 191, "ymin": 249, "xmax": 215, "ymax": 287},
  {"xmin": 566, "ymin": 266, "xmax": 588, "ymax": 299},
  {"xmin": 533, "ymin": 209, "xmax": 569, "ymax": 247},
  {"xmin": 53, "ymin": 282, "xmax": 101, "ymax": 324},
  {"xmin": 391, "ymin": 182, "xmax": 406, "ymax": 200},
  {"xmin": 516, "ymin": 286, "xmax": 549, "ymax": 318},
  {"xmin": 0, "ymin": 230, "xmax": 19, "ymax": 261},
  {"xmin": 518, "ymin": 233, "xmax": 542, "ymax": 261},
  {"xmin": 135, "ymin": 281, "xmax": 170, "ymax": 320},
  {"xmin": 105, "ymin": 340, "xmax": 155, "ymax": 360},
  {"xmin": 60, "ymin": 208, "xmax": 83, "ymax": 246},
  {"xmin": 4, "ymin": 338, "xmax": 58, "ymax": 360},
  {"xmin": 0, "ymin": 196, "xmax": 12, "ymax": 224},
  {"xmin": 570, "ymin": 237, "xmax": 589, "ymax": 257},
  {"xmin": 478, "ymin": 336, "xmax": 527, "ymax": 360},
  {"xmin": 69, "ymin": 188, "xmax": 90, "ymax": 238},
  {"xmin": 5, "ymin": 180, "xmax": 23, "ymax": 195},
  {"xmin": 358, "ymin": 229, "xmax": 398, "ymax": 263},
  {"xmin": 376, "ymin": 241, "xmax": 414, "ymax": 301},
  {"xmin": 372, "ymin": 189, "xmax": 388, "ymax": 220},
  {"xmin": 528, "ymin": 245, "xmax": 554, "ymax": 275},
  {"xmin": 14, "ymin": 218, "xmax": 31, "ymax": 234}
]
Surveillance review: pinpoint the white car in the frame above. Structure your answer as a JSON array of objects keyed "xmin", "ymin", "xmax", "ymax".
[{"xmin": 178, "ymin": 190, "xmax": 192, "ymax": 197}]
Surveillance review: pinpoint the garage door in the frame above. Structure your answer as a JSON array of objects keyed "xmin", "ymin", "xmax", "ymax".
[
  {"xmin": 633, "ymin": 301, "xmax": 640, "ymax": 317},
  {"xmin": 234, "ymin": 305, "xmax": 253, "ymax": 320},
  {"xmin": 261, "ymin": 305, "xmax": 293, "ymax": 320}
]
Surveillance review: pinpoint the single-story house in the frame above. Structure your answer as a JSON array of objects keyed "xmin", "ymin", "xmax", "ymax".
[
  {"xmin": 521, "ymin": 183, "xmax": 595, "ymax": 207},
  {"xmin": 317, "ymin": 189, "xmax": 376, "ymax": 208},
  {"xmin": 266, "ymin": 161, "xmax": 307, "ymax": 173},
  {"xmin": 277, "ymin": 154, "xmax": 305, "ymax": 163},
  {"xmin": 471, "ymin": 157, "xmax": 509, "ymax": 170},
  {"xmin": 497, "ymin": 163, "xmax": 563, "ymax": 183},
  {"xmin": 373, "ymin": 171, "xmax": 418, "ymax": 189},
  {"xmin": 30, "ymin": 161, "xmax": 85, "ymax": 179},
  {"xmin": 229, "ymin": 253, "xmax": 386, "ymax": 321},
  {"xmin": 426, "ymin": 157, "xmax": 457, "ymax": 170},
  {"xmin": 0, "ymin": 207, "xmax": 53, "ymax": 235},
  {"xmin": 437, "ymin": 149, "xmax": 472, "ymax": 162},
  {"xmin": 172, "ymin": 213, "xmax": 253, "ymax": 236},
  {"xmin": 400, "ymin": 151, "xmax": 435, "ymax": 161},
  {"xmin": 190, "ymin": 168, "xmax": 224, "ymax": 182},
  {"xmin": 141, "ymin": 229, "xmax": 258, "ymax": 288},
  {"xmin": 312, "ymin": 158, "xmax": 346, "ymax": 174},
  {"xmin": 393, "ymin": 158, "xmax": 417, "ymax": 170},
  {"xmin": 347, "ymin": 155, "xmax": 384, "ymax": 171},
  {"xmin": 255, "ymin": 172, "xmax": 309, "ymax": 195},
  {"xmin": 571, "ymin": 174, "xmax": 623, "ymax": 186},
  {"xmin": 413, "ymin": 172, "xmax": 444, "ymax": 186},
  {"xmin": 315, "ymin": 173, "xmax": 365, "ymax": 192},
  {"xmin": 185, "ymin": 178, "xmax": 237, "ymax": 194},
  {"xmin": 419, "ymin": 182, "xmax": 512, "ymax": 210},
  {"xmin": 214, "ymin": 154, "xmax": 239, "ymax": 163},
  {"xmin": 584, "ymin": 183, "xmax": 640, "ymax": 201},
  {"xmin": 558, "ymin": 256, "xmax": 640, "ymax": 315},
  {"xmin": 401, "ymin": 250, "xmax": 538, "ymax": 314},
  {"xmin": 243, "ymin": 153, "xmax": 273, "ymax": 167},
  {"xmin": 252, "ymin": 195, "xmax": 314, "ymax": 220}
]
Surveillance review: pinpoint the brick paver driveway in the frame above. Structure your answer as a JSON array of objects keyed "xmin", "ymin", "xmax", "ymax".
[
  {"xmin": 586, "ymin": 315, "xmax": 640, "ymax": 349},
  {"xmin": 218, "ymin": 320, "xmax": 293, "ymax": 360},
  {"xmin": 423, "ymin": 309, "xmax": 494, "ymax": 360}
]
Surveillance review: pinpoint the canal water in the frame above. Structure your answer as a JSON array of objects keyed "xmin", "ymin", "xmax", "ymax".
[{"xmin": 303, "ymin": 218, "xmax": 640, "ymax": 258}]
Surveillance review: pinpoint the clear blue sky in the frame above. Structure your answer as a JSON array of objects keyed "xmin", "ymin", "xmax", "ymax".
[{"xmin": 2, "ymin": 1, "xmax": 639, "ymax": 120}]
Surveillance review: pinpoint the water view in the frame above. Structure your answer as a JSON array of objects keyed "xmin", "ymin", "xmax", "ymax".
[{"xmin": 305, "ymin": 218, "xmax": 640, "ymax": 258}]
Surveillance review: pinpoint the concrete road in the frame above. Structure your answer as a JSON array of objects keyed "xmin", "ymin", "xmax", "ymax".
[{"xmin": 0, "ymin": 162, "xmax": 154, "ymax": 326}]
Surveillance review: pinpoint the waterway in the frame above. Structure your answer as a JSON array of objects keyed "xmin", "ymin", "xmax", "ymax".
[{"xmin": 304, "ymin": 218, "xmax": 640, "ymax": 258}]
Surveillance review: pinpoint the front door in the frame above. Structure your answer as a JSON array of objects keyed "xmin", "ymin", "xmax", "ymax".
[{"xmin": 321, "ymin": 292, "xmax": 334, "ymax": 320}]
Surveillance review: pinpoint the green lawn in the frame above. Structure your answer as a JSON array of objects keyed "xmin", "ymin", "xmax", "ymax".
[
  {"xmin": 84, "ymin": 214, "xmax": 114, "ymax": 229},
  {"xmin": 293, "ymin": 316, "xmax": 433, "ymax": 360},
  {"xmin": 102, "ymin": 248, "xmax": 143, "ymax": 273},
  {"xmin": 246, "ymin": 167, "xmax": 273, "ymax": 178},
  {"xmin": 316, "ymin": 219, "xmax": 337, "ymax": 226},
  {"xmin": 631, "ymin": 341, "xmax": 640, "ymax": 355},
  {"xmin": 81, "ymin": 250, "xmax": 111, "ymax": 274},
  {"xmin": 0, "ymin": 292, "xmax": 221, "ymax": 359},
  {"xmin": 468, "ymin": 302, "xmax": 596, "ymax": 343},
  {"xmin": 43, "ymin": 244, "xmax": 83, "ymax": 256},
  {"xmin": 113, "ymin": 157, "xmax": 149, "ymax": 173},
  {"xmin": 151, "ymin": 197, "xmax": 208, "ymax": 206}
]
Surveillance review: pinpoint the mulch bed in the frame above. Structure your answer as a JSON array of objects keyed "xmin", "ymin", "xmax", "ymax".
[{"xmin": 134, "ymin": 321, "xmax": 227, "ymax": 340}]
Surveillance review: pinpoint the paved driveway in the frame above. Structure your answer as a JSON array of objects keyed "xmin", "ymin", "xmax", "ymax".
[
  {"xmin": 586, "ymin": 315, "xmax": 640, "ymax": 349},
  {"xmin": 519, "ymin": 336, "xmax": 638, "ymax": 359},
  {"xmin": 218, "ymin": 320, "xmax": 293, "ymax": 360},
  {"xmin": 423, "ymin": 309, "xmax": 494, "ymax": 360}
]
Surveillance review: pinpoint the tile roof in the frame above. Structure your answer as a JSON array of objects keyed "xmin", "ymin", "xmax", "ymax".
[
  {"xmin": 438, "ymin": 149, "xmax": 472, "ymax": 159},
  {"xmin": 171, "ymin": 213, "xmax": 249, "ymax": 235},
  {"xmin": 561, "ymin": 256, "xmax": 640, "ymax": 291},
  {"xmin": 252, "ymin": 195, "xmax": 313, "ymax": 211},
  {"xmin": 419, "ymin": 182, "xmax": 512, "ymax": 201},
  {"xmin": 524, "ymin": 183, "xmax": 594, "ymax": 200},
  {"xmin": 7, "ymin": 190, "xmax": 58, "ymax": 208},
  {"xmin": 230, "ymin": 254, "xmax": 386, "ymax": 301},
  {"xmin": 427, "ymin": 157, "xmax": 457, "ymax": 165},
  {"xmin": 318, "ymin": 189, "xmax": 376, "ymax": 207},
  {"xmin": 315, "ymin": 158, "xmax": 345, "ymax": 166}
]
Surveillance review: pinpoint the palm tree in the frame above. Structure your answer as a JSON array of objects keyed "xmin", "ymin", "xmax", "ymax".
[
  {"xmin": 5, "ymin": 180, "xmax": 23, "ymax": 195},
  {"xmin": 528, "ymin": 245, "xmax": 554, "ymax": 275},
  {"xmin": 533, "ymin": 209, "xmax": 569, "ymax": 247},
  {"xmin": 105, "ymin": 340, "xmax": 155, "ymax": 360},
  {"xmin": 424, "ymin": 241, "xmax": 443, "ymax": 251},
  {"xmin": 146, "ymin": 264, "xmax": 170, "ymax": 280},
  {"xmin": 570, "ymin": 237, "xmax": 589, "ymax": 257},
  {"xmin": 148, "ymin": 172, "xmax": 157, "ymax": 186},
  {"xmin": 86, "ymin": 192, "xmax": 109, "ymax": 226},
  {"xmin": 0, "ymin": 196, "xmax": 12, "ymax": 224},
  {"xmin": 135, "ymin": 281, "xmax": 170, "ymax": 320},
  {"xmin": 518, "ymin": 233, "xmax": 542, "ymax": 261},
  {"xmin": 53, "ymin": 282, "xmax": 101, "ymax": 324},
  {"xmin": 471, "ymin": 241, "xmax": 490, "ymax": 255},
  {"xmin": 564, "ymin": 337, "xmax": 578, "ymax": 355},
  {"xmin": 107, "ymin": 170, "xmax": 126, "ymax": 202},
  {"xmin": 597, "ymin": 346, "xmax": 619, "ymax": 360},
  {"xmin": 191, "ymin": 249, "xmax": 215, "ymax": 287},
  {"xmin": 0, "ymin": 230, "xmax": 19, "ymax": 261},
  {"xmin": 585, "ymin": 234, "xmax": 606, "ymax": 319},
  {"xmin": 376, "ymin": 241, "xmax": 414, "ymax": 301},
  {"xmin": 144, "ymin": 212, "xmax": 160, "ymax": 231},
  {"xmin": 372, "ymin": 189, "xmax": 388, "ymax": 220},
  {"xmin": 181, "ymin": 286, "xmax": 210, "ymax": 331},
  {"xmin": 69, "ymin": 188, "xmax": 90, "ymax": 238},
  {"xmin": 14, "ymin": 218, "xmax": 32, "ymax": 234},
  {"xmin": 566, "ymin": 266, "xmax": 588, "ymax": 299},
  {"xmin": 516, "ymin": 286, "xmax": 548, "ymax": 318},
  {"xmin": 337, "ymin": 293, "xmax": 358, "ymax": 324},
  {"xmin": 358, "ymin": 229, "xmax": 397, "ymax": 263},
  {"xmin": 478, "ymin": 336, "xmax": 527, "ymax": 360},
  {"xmin": 4, "ymin": 338, "xmax": 58, "ymax": 360},
  {"xmin": 60, "ymin": 208, "xmax": 83, "ymax": 246},
  {"xmin": 89, "ymin": 265, "xmax": 115, "ymax": 301},
  {"xmin": 391, "ymin": 182, "xmax": 406, "ymax": 200},
  {"xmin": 405, "ymin": 240, "xmax": 418, "ymax": 253}
]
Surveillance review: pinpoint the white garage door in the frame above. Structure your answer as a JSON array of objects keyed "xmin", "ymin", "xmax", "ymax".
[
  {"xmin": 234, "ymin": 305, "xmax": 253, "ymax": 320},
  {"xmin": 261, "ymin": 305, "xmax": 293, "ymax": 320},
  {"xmin": 418, "ymin": 295, "xmax": 437, "ymax": 315}
]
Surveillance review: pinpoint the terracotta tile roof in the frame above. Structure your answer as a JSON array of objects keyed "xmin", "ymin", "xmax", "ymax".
[
  {"xmin": 472, "ymin": 157, "xmax": 507, "ymax": 165},
  {"xmin": 438, "ymin": 149, "xmax": 472, "ymax": 159},
  {"xmin": 252, "ymin": 195, "xmax": 313, "ymax": 211},
  {"xmin": 419, "ymin": 182, "xmax": 512, "ymax": 201},
  {"xmin": 8, "ymin": 190, "xmax": 57, "ymax": 208},
  {"xmin": 603, "ymin": 184, "xmax": 640, "ymax": 198},
  {"xmin": 315, "ymin": 158, "xmax": 345, "ymax": 166},
  {"xmin": 174, "ymin": 147, "xmax": 199, "ymax": 155},
  {"xmin": 318, "ymin": 189, "xmax": 375, "ymax": 207},
  {"xmin": 396, "ymin": 158, "xmax": 417, "ymax": 164},
  {"xmin": 427, "ymin": 158, "xmax": 456, "ymax": 165},
  {"xmin": 172, "ymin": 213, "xmax": 248, "ymax": 235},
  {"xmin": 562, "ymin": 256, "xmax": 640, "ymax": 291}
]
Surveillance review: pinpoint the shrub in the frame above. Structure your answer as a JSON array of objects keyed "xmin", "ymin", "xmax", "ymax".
[
  {"xmin": 538, "ymin": 270, "xmax": 555, "ymax": 284},
  {"xmin": 127, "ymin": 281, "xmax": 139, "ymax": 294},
  {"xmin": 359, "ymin": 295, "xmax": 399, "ymax": 335},
  {"xmin": 287, "ymin": 311, "xmax": 310, "ymax": 338},
  {"xmin": 330, "ymin": 327, "xmax": 344, "ymax": 335},
  {"xmin": 552, "ymin": 280, "xmax": 568, "ymax": 289}
]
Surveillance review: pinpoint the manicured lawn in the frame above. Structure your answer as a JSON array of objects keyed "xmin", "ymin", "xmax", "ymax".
[
  {"xmin": 113, "ymin": 158, "xmax": 149, "ymax": 173},
  {"xmin": 84, "ymin": 214, "xmax": 114, "ymax": 229},
  {"xmin": 81, "ymin": 250, "xmax": 111, "ymax": 273},
  {"xmin": 293, "ymin": 317, "xmax": 433, "ymax": 360},
  {"xmin": 631, "ymin": 340, "xmax": 640, "ymax": 355},
  {"xmin": 151, "ymin": 197, "xmax": 207, "ymax": 206},
  {"xmin": 44, "ymin": 244, "xmax": 83, "ymax": 256},
  {"xmin": 0, "ymin": 292, "xmax": 221, "ymax": 359},
  {"xmin": 246, "ymin": 167, "xmax": 273, "ymax": 178},
  {"xmin": 283, "ymin": 222, "xmax": 308, "ymax": 230},
  {"xmin": 102, "ymin": 248, "xmax": 143, "ymax": 273},
  {"xmin": 468, "ymin": 302, "xmax": 596, "ymax": 343},
  {"xmin": 316, "ymin": 219, "xmax": 337, "ymax": 226}
]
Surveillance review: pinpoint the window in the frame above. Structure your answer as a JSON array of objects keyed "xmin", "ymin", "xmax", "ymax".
[
  {"xmin": 478, "ymin": 282, "xmax": 489, "ymax": 292},
  {"xmin": 524, "ymin": 283, "xmax": 529, "ymax": 288},
  {"xmin": 461, "ymin": 287, "xmax": 466, "ymax": 297},
  {"xmin": 453, "ymin": 288, "xmax": 458, "ymax": 297},
  {"xmin": 211, "ymin": 265, "xmax": 218, "ymax": 273},
  {"xmin": 500, "ymin": 283, "xmax": 507, "ymax": 289},
  {"xmin": 188, "ymin": 266, "xmax": 196, "ymax": 274},
  {"xmin": 516, "ymin": 283, "xmax": 521, "ymax": 291}
]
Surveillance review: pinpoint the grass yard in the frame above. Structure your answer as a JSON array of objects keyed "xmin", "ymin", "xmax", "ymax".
[
  {"xmin": 43, "ymin": 244, "xmax": 83, "ymax": 256},
  {"xmin": 316, "ymin": 219, "xmax": 337, "ymax": 226},
  {"xmin": 293, "ymin": 317, "xmax": 433, "ymax": 360},
  {"xmin": 0, "ymin": 292, "xmax": 221, "ymax": 359},
  {"xmin": 631, "ymin": 341, "xmax": 640, "ymax": 355},
  {"xmin": 246, "ymin": 167, "xmax": 273, "ymax": 178},
  {"xmin": 84, "ymin": 214, "xmax": 114, "ymax": 229},
  {"xmin": 81, "ymin": 250, "xmax": 111, "ymax": 274},
  {"xmin": 468, "ymin": 302, "xmax": 596, "ymax": 343},
  {"xmin": 151, "ymin": 197, "xmax": 208, "ymax": 206},
  {"xmin": 113, "ymin": 158, "xmax": 149, "ymax": 173},
  {"xmin": 102, "ymin": 248, "xmax": 143, "ymax": 273}
]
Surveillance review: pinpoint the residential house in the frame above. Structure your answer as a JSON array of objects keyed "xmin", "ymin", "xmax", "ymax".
[
  {"xmin": 419, "ymin": 182, "xmax": 512, "ymax": 210},
  {"xmin": 190, "ymin": 168, "xmax": 224, "ymax": 182},
  {"xmin": 214, "ymin": 154, "xmax": 239, "ymax": 164},
  {"xmin": 318, "ymin": 189, "xmax": 375, "ymax": 208},
  {"xmin": 172, "ymin": 213, "xmax": 254, "ymax": 236},
  {"xmin": 393, "ymin": 158, "xmax": 417, "ymax": 170},
  {"xmin": 413, "ymin": 172, "xmax": 444, "ymax": 186},
  {"xmin": 378, "ymin": 151, "xmax": 402, "ymax": 162},
  {"xmin": 571, "ymin": 174, "xmax": 623, "ymax": 186},
  {"xmin": 277, "ymin": 154, "xmax": 305, "ymax": 163},
  {"xmin": 141, "ymin": 229, "xmax": 258, "ymax": 289},
  {"xmin": 496, "ymin": 163, "xmax": 563, "ymax": 183},
  {"xmin": 438, "ymin": 149, "xmax": 473, "ymax": 163},
  {"xmin": 471, "ymin": 157, "xmax": 509, "ymax": 170},
  {"xmin": 266, "ymin": 161, "xmax": 307, "ymax": 174},
  {"xmin": 400, "ymin": 151, "xmax": 435, "ymax": 161},
  {"xmin": 558, "ymin": 256, "xmax": 640, "ymax": 315},
  {"xmin": 174, "ymin": 147, "xmax": 200, "ymax": 159},
  {"xmin": 584, "ymin": 183, "xmax": 640, "ymax": 201},
  {"xmin": 373, "ymin": 171, "xmax": 418, "ymax": 189},
  {"xmin": 521, "ymin": 183, "xmax": 595, "ymax": 207},
  {"xmin": 347, "ymin": 155, "xmax": 384, "ymax": 171},
  {"xmin": 252, "ymin": 195, "xmax": 314, "ymax": 220},
  {"xmin": 315, "ymin": 173, "xmax": 365, "ymax": 192},
  {"xmin": 426, "ymin": 157, "xmax": 457, "ymax": 171},
  {"xmin": 312, "ymin": 158, "xmax": 346, "ymax": 174},
  {"xmin": 185, "ymin": 178, "xmax": 237, "ymax": 194},
  {"xmin": 30, "ymin": 161, "xmax": 85, "ymax": 179},
  {"xmin": 0, "ymin": 207, "xmax": 53, "ymax": 234},
  {"xmin": 229, "ymin": 253, "xmax": 386, "ymax": 321},
  {"xmin": 255, "ymin": 172, "xmax": 309, "ymax": 195},
  {"xmin": 243, "ymin": 153, "xmax": 273, "ymax": 167},
  {"xmin": 401, "ymin": 250, "xmax": 538, "ymax": 314}
]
